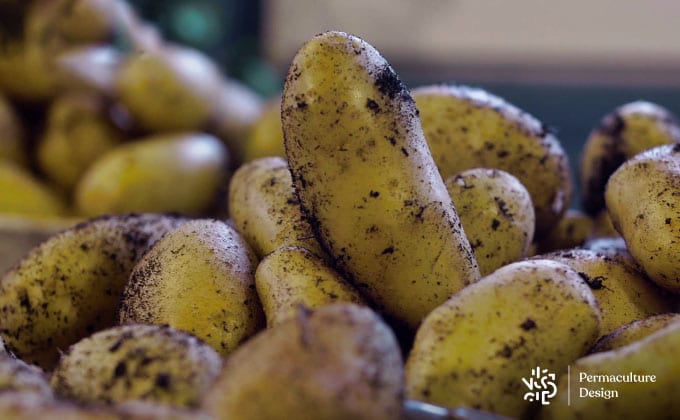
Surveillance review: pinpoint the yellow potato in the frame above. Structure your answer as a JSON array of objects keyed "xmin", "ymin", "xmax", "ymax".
[
  {"xmin": 412, "ymin": 84, "xmax": 572, "ymax": 236},
  {"xmin": 538, "ymin": 249, "xmax": 675, "ymax": 335},
  {"xmin": 0, "ymin": 161, "xmax": 68, "ymax": 217},
  {"xmin": 580, "ymin": 101, "xmax": 680, "ymax": 215},
  {"xmin": 243, "ymin": 96, "xmax": 285, "ymax": 162},
  {"xmin": 51, "ymin": 324, "xmax": 222, "ymax": 408},
  {"xmin": 591, "ymin": 313, "xmax": 680, "ymax": 352},
  {"xmin": 75, "ymin": 133, "xmax": 229, "ymax": 217},
  {"xmin": 203, "ymin": 303, "xmax": 404, "ymax": 420},
  {"xmin": 255, "ymin": 246, "xmax": 365, "ymax": 327},
  {"xmin": 0, "ymin": 213, "xmax": 185, "ymax": 369},
  {"xmin": 228, "ymin": 156, "xmax": 324, "ymax": 259},
  {"xmin": 405, "ymin": 259, "xmax": 601, "ymax": 419},
  {"xmin": 542, "ymin": 321, "xmax": 680, "ymax": 419},
  {"xmin": 605, "ymin": 144, "xmax": 680, "ymax": 293},
  {"xmin": 37, "ymin": 92, "xmax": 125, "ymax": 192},
  {"xmin": 282, "ymin": 31, "xmax": 479, "ymax": 329},
  {"xmin": 445, "ymin": 168, "xmax": 535, "ymax": 275},
  {"xmin": 119, "ymin": 219, "xmax": 264, "ymax": 357},
  {"xmin": 114, "ymin": 45, "xmax": 223, "ymax": 132}
]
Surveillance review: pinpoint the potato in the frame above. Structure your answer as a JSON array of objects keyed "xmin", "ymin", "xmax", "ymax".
[
  {"xmin": 412, "ymin": 84, "xmax": 572, "ymax": 236},
  {"xmin": 37, "ymin": 92, "xmax": 125, "ymax": 192},
  {"xmin": 605, "ymin": 144, "xmax": 680, "ymax": 293},
  {"xmin": 203, "ymin": 303, "xmax": 404, "ymax": 420},
  {"xmin": 580, "ymin": 101, "xmax": 680, "ymax": 215},
  {"xmin": 228, "ymin": 156, "xmax": 325, "ymax": 259},
  {"xmin": 542, "ymin": 321, "xmax": 680, "ymax": 419},
  {"xmin": 537, "ymin": 209, "xmax": 594, "ymax": 253},
  {"xmin": 0, "ymin": 161, "xmax": 68, "ymax": 217},
  {"xmin": 537, "ymin": 249, "xmax": 675, "ymax": 335},
  {"xmin": 255, "ymin": 246, "xmax": 365, "ymax": 327},
  {"xmin": 282, "ymin": 31, "xmax": 479, "ymax": 329},
  {"xmin": 445, "ymin": 168, "xmax": 534, "ymax": 275},
  {"xmin": 0, "ymin": 354, "xmax": 53, "ymax": 396},
  {"xmin": 405, "ymin": 259, "xmax": 601, "ymax": 419},
  {"xmin": 591, "ymin": 313, "xmax": 680, "ymax": 352},
  {"xmin": 243, "ymin": 96, "xmax": 285, "ymax": 162},
  {"xmin": 75, "ymin": 133, "xmax": 229, "ymax": 217},
  {"xmin": 0, "ymin": 213, "xmax": 185, "ymax": 369},
  {"xmin": 119, "ymin": 219, "xmax": 264, "ymax": 357},
  {"xmin": 51, "ymin": 324, "xmax": 222, "ymax": 408},
  {"xmin": 114, "ymin": 45, "xmax": 223, "ymax": 132}
]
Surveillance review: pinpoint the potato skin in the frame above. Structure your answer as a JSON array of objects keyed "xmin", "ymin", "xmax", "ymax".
[
  {"xmin": 445, "ymin": 168, "xmax": 534, "ymax": 275},
  {"xmin": 0, "ymin": 161, "xmax": 68, "ymax": 217},
  {"xmin": 542, "ymin": 321, "xmax": 680, "ymax": 420},
  {"xmin": 50, "ymin": 324, "xmax": 223, "ymax": 408},
  {"xmin": 592, "ymin": 313, "xmax": 680, "ymax": 353},
  {"xmin": 580, "ymin": 101, "xmax": 680, "ymax": 215},
  {"xmin": 228, "ymin": 157, "xmax": 324, "ymax": 259},
  {"xmin": 119, "ymin": 219, "xmax": 264, "ymax": 356},
  {"xmin": 412, "ymin": 84, "xmax": 572, "ymax": 236},
  {"xmin": 203, "ymin": 303, "xmax": 404, "ymax": 420},
  {"xmin": 605, "ymin": 144, "xmax": 680, "ymax": 293},
  {"xmin": 0, "ymin": 213, "xmax": 185, "ymax": 369},
  {"xmin": 75, "ymin": 133, "xmax": 229, "ymax": 217},
  {"xmin": 405, "ymin": 259, "xmax": 601, "ymax": 419},
  {"xmin": 37, "ymin": 92, "xmax": 124, "ymax": 192},
  {"xmin": 538, "ymin": 249, "xmax": 675, "ymax": 335},
  {"xmin": 282, "ymin": 31, "xmax": 479, "ymax": 329},
  {"xmin": 255, "ymin": 246, "xmax": 365, "ymax": 327}
]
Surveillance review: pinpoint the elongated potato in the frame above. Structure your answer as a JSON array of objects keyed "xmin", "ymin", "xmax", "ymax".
[
  {"xmin": 255, "ymin": 246, "xmax": 365, "ymax": 327},
  {"xmin": 0, "ymin": 213, "xmax": 185, "ymax": 369},
  {"xmin": 119, "ymin": 219, "xmax": 264, "ymax": 356},
  {"xmin": 412, "ymin": 84, "xmax": 572, "ymax": 236},
  {"xmin": 605, "ymin": 144, "xmax": 680, "ymax": 293},
  {"xmin": 445, "ymin": 168, "xmax": 534, "ymax": 275},
  {"xmin": 538, "ymin": 249, "xmax": 675, "ymax": 335},
  {"xmin": 114, "ymin": 45, "xmax": 223, "ymax": 132},
  {"xmin": 228, "ymin": 157, "xmax": 324, "ymax": 259},
  {"xmin": 282, "ymin": 31, "xmax": 479, "ymax": 329},
  {"xmin": 405, "ymin": 259, "xmax": 601, "ymax": 419},
  {"xmin": 75, "ymin": 133, "xmax": 229, "ymax": 217},
  {"xmin": 203, "ymin": 303, "xmax": 403, "ymax": 420},
  {"xmin": 51, "ymin": 324, "xmax": 222, "ymax": 408},
  {"xmin": 580, "ymin": 101, "xmax": 680, "ymax": 215}
]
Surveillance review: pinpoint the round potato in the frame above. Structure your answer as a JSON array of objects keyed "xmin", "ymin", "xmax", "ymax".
[{"xmin": 51, "ymin": 324, "xmax": 222, "ymax": 408}]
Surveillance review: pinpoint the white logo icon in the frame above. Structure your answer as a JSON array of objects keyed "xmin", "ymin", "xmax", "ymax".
[{"xmin": 522, "ymin": 366, "xmax": 557, "ymax": 405}]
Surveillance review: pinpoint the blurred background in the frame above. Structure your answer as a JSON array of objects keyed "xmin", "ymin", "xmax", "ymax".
[
  {"xmin": 1, "ymin": 0, "xmax": 680, "ymax": 215},
  {"xmin": 130, "ymin": 0, "xmax": 680, "ymax": 208}
]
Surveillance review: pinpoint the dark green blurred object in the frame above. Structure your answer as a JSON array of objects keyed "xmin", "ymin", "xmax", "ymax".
[{"xmin": 129, "ymin": 0, "xmax": 280, "ymax": 96}]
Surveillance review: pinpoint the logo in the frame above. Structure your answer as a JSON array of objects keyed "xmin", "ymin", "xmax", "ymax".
[{"xmin": 521, "ymin": 366, "xmax": 557, "ymax": 405}]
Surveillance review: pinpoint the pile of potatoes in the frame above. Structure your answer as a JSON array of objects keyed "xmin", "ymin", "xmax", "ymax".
[
  {"xmin": 0, "ymin": 16, "xmax": 679, "ymax": 420},
  {"xmin": 0, "ymin": 0, "xmax": 266, "ymax": 221}
]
